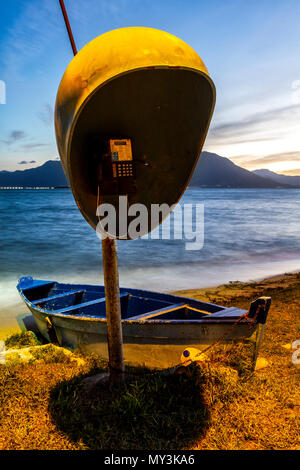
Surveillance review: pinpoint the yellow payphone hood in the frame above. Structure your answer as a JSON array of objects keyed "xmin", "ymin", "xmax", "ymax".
[{"xmin": 55, "ymin": 27, "xmax": 215, "ymax": 237}]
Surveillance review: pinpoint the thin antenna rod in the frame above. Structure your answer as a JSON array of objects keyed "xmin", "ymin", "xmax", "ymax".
[{"xmin": 59, "ymin": 0, "xmax": 77, "ymax": 56}]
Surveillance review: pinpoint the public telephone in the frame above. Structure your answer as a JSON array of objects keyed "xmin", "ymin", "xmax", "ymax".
[
  {"xmin": 110, "ymin": 139, "xmax": 134, "ymax": 178},
  {"xmin": 56, "ymin": 25, "xmax": 216, "ymax": 235},
  {"xmin": 97, "ymin": 138, "xmax": 136, "ymax": 195}
]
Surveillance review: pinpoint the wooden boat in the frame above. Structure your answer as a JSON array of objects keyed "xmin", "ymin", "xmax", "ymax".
[{"xmin": 17, "ymin": 276, "xmax": 271, "ymax": 369}]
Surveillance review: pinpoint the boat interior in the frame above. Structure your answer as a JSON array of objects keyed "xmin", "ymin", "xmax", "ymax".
[{"xmin": 20, "ymin": 280, "xmax": 228, "ymax": 321}]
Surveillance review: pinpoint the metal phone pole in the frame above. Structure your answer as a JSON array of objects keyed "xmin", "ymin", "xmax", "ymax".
[
  {"xmin": 58, "ymin": 0, "xmax": 124, "ymax": 381},
  {"xmin": 102, "ymin": 237, "xmax": 124, "ymax": 381},
  {"xmin": 59, "ymin": 0, "xmax": 77, "ymax": 55}
]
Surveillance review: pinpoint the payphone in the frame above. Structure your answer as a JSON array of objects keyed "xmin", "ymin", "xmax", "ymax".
[
  {"xmin": 55, "ymin": 26, "xmax": 216, "ymax": 236},
  {"xmin": 97, "ymin": 138, "xmax": 136, "ymax": 196}
]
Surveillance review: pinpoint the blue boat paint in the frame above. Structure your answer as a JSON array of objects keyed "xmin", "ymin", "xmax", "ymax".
[{"xmin": 17, "ymin": 277, "xmax": 271, "ymax": 369}]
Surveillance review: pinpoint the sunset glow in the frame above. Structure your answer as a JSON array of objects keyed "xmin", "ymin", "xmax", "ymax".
[{"xmin": 0, "ymin": 0, "xmax": 300, "ymax": 176}]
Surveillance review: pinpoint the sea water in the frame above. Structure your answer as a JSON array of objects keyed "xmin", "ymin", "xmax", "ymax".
[{"xmin": 0, "ymin": 188, "xmax": 299, "ymax": 327}]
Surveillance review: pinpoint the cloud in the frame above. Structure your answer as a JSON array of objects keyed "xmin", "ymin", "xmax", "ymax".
[
  {"xmin": 209, "ymin": 103, "xmax": 300, "ymax": 144},
  {"xmin": 1, "ymin": 0, "xmax": 61, "ymax": 78},
  {"xmin": 1, "ymin": 130, "xmax": 27, "ymax": 145},
  {"xmin": 69, "ymin": 0, "xmax": 133, "ymax": 30},
  {"xmin": 234, "ymin": 151, "xmax": 300, "ymax": 167},
  {"xmin": 1, "ymin": 131, "xmax": 49, "ymax": 149},
  {"xmin": 18, "ymin": 160, "xmax": 37, "ymax": 165},
  {"xmin": 231, "ymin": 151, "xmax": 300, "ymax": 175},
  {"xmin": 280, "ymin": 169, "xmax": 300, "ymax": 176},
  {"xmin": 37, "ymin": 104, "xmax": 53, "ymax": 127},
  {"xmin": 21, "ymin": 143, "xmax": 49, "ymax": 149},
  {"xmin": 0, "ymin": 0, "xmax": 134, "ymax": 78}
]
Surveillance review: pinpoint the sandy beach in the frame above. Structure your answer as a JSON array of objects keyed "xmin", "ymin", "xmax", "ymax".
[
  {"xmin": 0, "ymin": 303, "xmax": 30, "ymax": 340},
  {"xmin": 174, "ymin": 270, "xmax": 300, "ymax": 303}
]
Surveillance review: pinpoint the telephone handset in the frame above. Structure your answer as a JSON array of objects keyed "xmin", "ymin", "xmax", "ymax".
[{"xmin": 98, "ymin": 138, "xmax": 136, "ymax": 195}]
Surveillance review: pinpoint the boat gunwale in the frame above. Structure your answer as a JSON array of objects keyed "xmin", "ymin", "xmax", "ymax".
[
  {"xmin": 17, "ymin": 278, "xmax": 224, "ymax": 309},
  {"xmin": 17, "ymin": 279, "xmax": 250, "ymax": 326}
]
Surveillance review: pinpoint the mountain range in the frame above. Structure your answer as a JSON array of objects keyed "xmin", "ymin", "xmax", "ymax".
[
  {"xmin": 0, "ymin": 160, "xmax": 68, "ymax": 188},
  {"xmin": 189, "ymin": 152, "xmax": 298, "ymax": 188},
  {"xmin": 0, "ymin": 152, "xmax": 298, "ymax": 188},
  {"xmin": 252, "ymin": 168, "xmax": 300, "ymax": 187}
]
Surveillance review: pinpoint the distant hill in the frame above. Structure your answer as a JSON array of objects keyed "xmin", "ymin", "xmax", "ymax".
[
  {"xmin": 0, "ymin": 154, "xmax": 297, "ymax": 188},
  {"xmin": 189, "ymin": 152, "xmax": 294, "ymax": 188},
  {"xmin": 0, "ymin": 160, "xmax": 68, "ymax": 187},
  {"xmin": 252, "ymin": 169, "xmax": 300, "ymax": 187}
]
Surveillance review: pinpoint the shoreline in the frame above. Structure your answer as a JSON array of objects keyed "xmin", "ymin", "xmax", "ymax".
[{"xmin": 173, "ymin": 270, "xmax": 300, "ymax": 304}]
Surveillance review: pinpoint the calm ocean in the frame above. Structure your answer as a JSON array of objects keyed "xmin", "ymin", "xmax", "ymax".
[{"xmin": 0, "ymin": 187, "xmax": 299, "ymax": 327}]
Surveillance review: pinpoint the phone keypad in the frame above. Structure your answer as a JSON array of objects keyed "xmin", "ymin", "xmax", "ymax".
[{"xmin": 116, "ymin": 162, "xmax": 134, "ymax": 177}]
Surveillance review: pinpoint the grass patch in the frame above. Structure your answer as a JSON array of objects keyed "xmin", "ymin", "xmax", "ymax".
[
  {"xmin": 49, "ymin": 365, "xmax": 213, "ymax": 450},
  {"xmin": 30, "ymin": 344, "xmax": 72, "ymax": 364},
  {"xmin": 210, "ymin": 342, "xmax": 255, "ymax": 377},
  {"xmin": 5, "ymin": 331, "xmax": 41, "ymax": 349}
]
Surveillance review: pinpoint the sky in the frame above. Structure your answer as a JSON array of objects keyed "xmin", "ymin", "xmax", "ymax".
[{"xmin": 0, "ymin": 0, "xmax": 300, "ymax": 175}]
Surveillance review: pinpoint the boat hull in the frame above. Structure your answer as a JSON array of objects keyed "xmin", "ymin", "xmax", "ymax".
[
  {"xmin": 24, "ymin": 300, "xmax": 257, "ymax": 370},
  {"xmin": 18, "ymin": 277, "xmax": 271, "ymax": 369}
]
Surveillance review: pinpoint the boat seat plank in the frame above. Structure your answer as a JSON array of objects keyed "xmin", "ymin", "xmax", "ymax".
[
  {"xmin": 207, "ymin": 307, "xmax": 247, "ymax": 318},
  {"xmin": 127, "ymin": 303, "xmax": 188, "ymax": 321},
  {"xmin": 54, "ymin": 292, "xmax": 130, "ymax": 314},
  {"xmin": 32, "ymin": 290, "xmax": 85, "ymax": 305},
  {"xmin": 22, "ymin": 280, "xmax": 55, "ymax": 291}
]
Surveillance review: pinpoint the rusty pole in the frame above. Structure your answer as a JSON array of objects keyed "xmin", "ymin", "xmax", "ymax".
[
  {"xmin": 102, "ymin": 237, "xmax": 125, "ymax": 381},
  {"xmin": 59, "ymin": 0, "xmax": 78, "ymax": 55}
]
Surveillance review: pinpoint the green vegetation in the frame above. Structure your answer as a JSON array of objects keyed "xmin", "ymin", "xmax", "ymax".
[
  {"xmin": 30, "ymin": 344, "xmax": 72, "ymax": 364},
  {"xmin": 4, "ymin": 331, "xmax": 41, "ymax": 349},
  {"xmin": 0, "ymin": 272, "xmax": 299, "ymax": 450}
]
